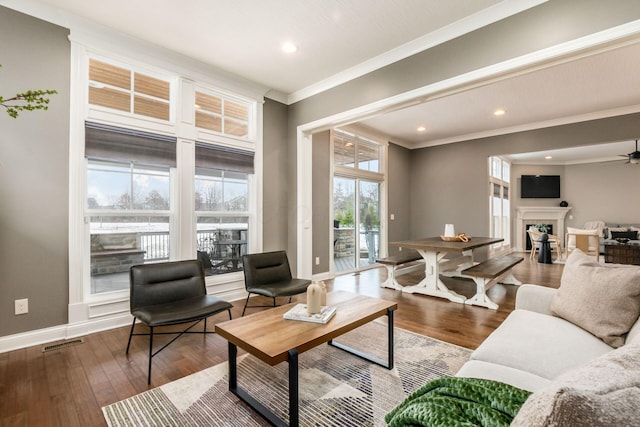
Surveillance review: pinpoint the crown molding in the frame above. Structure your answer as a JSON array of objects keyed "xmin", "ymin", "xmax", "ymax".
[
  {"xmin": 414, "ymin": 103, "xmax": 640, "ymax": 150},
  {"xmin": 286, "ymin": 0, "xmax": 548, "ymax": 104}
]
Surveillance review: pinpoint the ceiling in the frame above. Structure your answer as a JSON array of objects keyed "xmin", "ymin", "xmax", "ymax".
[{"xmin": 9, "ymin": 0, "xmax": 640, "ymax": 163}]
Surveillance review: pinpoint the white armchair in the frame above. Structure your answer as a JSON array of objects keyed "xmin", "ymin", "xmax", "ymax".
[{"xmin": 565, "ymin": 226, "xmax": 600, "ymax": 261}]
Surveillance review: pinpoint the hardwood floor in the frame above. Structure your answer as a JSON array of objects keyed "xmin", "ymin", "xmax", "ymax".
[{"xmin": 0, "ymin": 252, "xmax": 563, "ymax": 426}]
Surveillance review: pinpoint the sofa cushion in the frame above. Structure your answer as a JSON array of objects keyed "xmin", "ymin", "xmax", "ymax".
[
  {"xmin": 606, "ymin": 226, "xmax": 630, "ymax": 239},
  {"xmin": 511, "ymin": 340, "xmax": 640, "ymax": 427},
  {"xmin": 456, "ymin": 360, "xmax": 550, "ymax": 392},
  {"xmin": 551, "ymin": 249, "xmax": 640, "ymax": 348},
  {"xmin": 611, "ymin": 230, "xmax": 638, "ymax": 240},
  {"xmin": 470, "ymin": 309, "xmax": 612, "ymax": 380}
]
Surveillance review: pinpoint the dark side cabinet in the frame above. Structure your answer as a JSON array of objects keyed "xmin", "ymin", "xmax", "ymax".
[{"xmin": 604, "ymin": 244, "xmax": 640, "ymax": 265}]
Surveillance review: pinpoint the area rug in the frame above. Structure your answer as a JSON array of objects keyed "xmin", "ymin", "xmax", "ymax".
[{"xmin": 102, "ymin": 321, "xmax": 471, "ymax": 427}]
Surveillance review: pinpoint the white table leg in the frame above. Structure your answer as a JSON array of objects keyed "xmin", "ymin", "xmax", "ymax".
[
  {"xmin": 462, "ymin": 270, "xmax": 521, "ymax": 310},
  {"xmin": 464, "ymin": 276, "xmax": 499, "ymax": 310},
  {"xmin": 401, "ymin": 250, "xmax": 466, "ymax": 303},
  {"xmin": 380, "ymin": 262, "xmax": 425, "ymax": 290},
  {"xmin": 380, "ymin": 265, "xmax": 400, "ymax": 290},
  {"xmin": 499, "ymin": 273, "xmax": 522, "ymax": 286}
]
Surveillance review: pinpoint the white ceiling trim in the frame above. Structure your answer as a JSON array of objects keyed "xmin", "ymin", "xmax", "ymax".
[
  {"xmin": 415, "ymin": 103, "xmax": 640, "ymax": 149},
  {"xmin": 298, "ymin": 19, "xmax": 640, "ymax": 147},
  {"xmin": 286, "ymin": 0, "xmax": 547, "ymax": 105},
  {"xmin": 514, "ymin": 156, "xmax": 625, "ymax": 166}
]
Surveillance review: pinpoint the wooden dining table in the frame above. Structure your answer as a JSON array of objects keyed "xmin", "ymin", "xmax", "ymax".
[{"xmin": 389, "ymin": 236, "xmax": 505, "ymax": 304}]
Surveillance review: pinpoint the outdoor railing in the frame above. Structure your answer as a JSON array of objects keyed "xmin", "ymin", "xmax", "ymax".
[
  {"xmin": 139, "ymin": 229, "xmax": 248, "ymax": 262},
  {"xmin": 140, "ymin": 231, "xmax": 170, "ymax": 262}
]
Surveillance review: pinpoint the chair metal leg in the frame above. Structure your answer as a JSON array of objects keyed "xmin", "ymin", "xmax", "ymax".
[
  {"xmin": 204, "ymin": 317, "xmax": 207, "ymax": 332},
  {"xmin": 148, "ymin": 326, "xmax": 154, "ymax": 384},
  {"xmin": 126, "ymin": 318, "xmax": 136, "ymax": 354},
  {"xmin": 273, "ymin": 297, "xmax": 277, "ymax": 307},
  {"xmin": 241, "ymin": 293, "xmax": 252, "ymax": 316}
]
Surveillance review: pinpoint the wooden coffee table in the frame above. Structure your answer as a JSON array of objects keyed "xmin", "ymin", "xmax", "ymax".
[{"xmin": 215, "ymin": 291, "xmax": 397, "ymax": 427}]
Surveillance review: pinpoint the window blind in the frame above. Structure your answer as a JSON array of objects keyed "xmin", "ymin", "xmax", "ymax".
[
  {"xmin": 85, "ymin": 122, "xmax": 176, "ymax": 167},
  {"xmin": 195, "ymin": 142, "xmax": 254, "ymax": 174}
]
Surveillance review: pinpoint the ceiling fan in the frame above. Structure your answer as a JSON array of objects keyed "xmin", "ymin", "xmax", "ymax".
[{"xmin": 620, "ymin": 140, "xmax": 640, "ymax": 164}]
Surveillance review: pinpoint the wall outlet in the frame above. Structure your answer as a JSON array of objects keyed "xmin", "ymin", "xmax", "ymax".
[
  {"xmin": 315, "ymin": 256, "xmax": 320, "ymax": 265},
  {"xmin": 15, "ymin": 298, "xmax": 29, "ymax": 315},
  {"xmin": 390, "ymin": 213, "xmax": 395, "ymax": 220}
]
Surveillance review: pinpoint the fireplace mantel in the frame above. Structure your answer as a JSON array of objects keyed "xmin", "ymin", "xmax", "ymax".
[{"xmin": 515, "ymin": 207, "xmax": 572, "ymax": 252}]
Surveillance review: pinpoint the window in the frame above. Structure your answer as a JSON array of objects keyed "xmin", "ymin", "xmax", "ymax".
[
  {"xmin": 195, "ymin": 89, "xmax": 251, "ymax": 138},
  {"xmin": 70, "ymin": 47, "xmax": 261, "ymax": 323},
  {"xmin": 332, "ymin": 128, "xmax": 385, "ymax": 274},
  {"xmin": 89, "ymin": 58, "xmax": 172, "ymax": 121},
  {"xmin": 195, "ymin": 143, "xmax": 254, "ymax": 275},
  {"xmin": 333, "ymin": 129, "xmax": 381, "ymax": 172},
  {"xmin": 85, "ymin": 122, "xmax": 175, "ymax": 294},
  {"xmin": 489, "ymin": 156, "xmax": 510, "ymax": 249}
]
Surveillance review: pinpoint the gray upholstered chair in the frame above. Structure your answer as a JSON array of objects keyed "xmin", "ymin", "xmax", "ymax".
[
  {"xmin": 241, "ymin": 250, "xmax": 311, "ymax": 316},
  {"xmin": 126, "ymin": 259, "xmax": 233, "ymax": 383}
]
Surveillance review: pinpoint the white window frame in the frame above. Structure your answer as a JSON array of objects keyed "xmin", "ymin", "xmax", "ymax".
[
  {"xmin": 194, "ymin": 84, "xmax": 257, "ymax": 148},
  {"xmin": 68, "ymin": 40, "xmax": 262, "ymax": 328},
  {"xmin": 194, "ymin": 146, "xmax": 255, "ymax": 284},
  {"xmin": 488, "ymin": 156, "xmax": 511, "ymax": 254},
  {"xmin": 330, "ymin": 125, "xmax": 388, "ymax": 277},
  {"xmin": 86, "ymin": 54, "xmax": 178, "ymax": 135}
]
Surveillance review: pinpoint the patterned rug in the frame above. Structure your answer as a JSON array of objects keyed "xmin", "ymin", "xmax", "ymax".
[{"xmin": 102, "ymin": 321, "xmax": 471, "ymax": 427}]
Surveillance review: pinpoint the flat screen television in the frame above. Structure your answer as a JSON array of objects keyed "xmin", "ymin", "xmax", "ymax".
[{"xmin": 520, "ymin": 175, "xmax": 560, "ymax": 198}]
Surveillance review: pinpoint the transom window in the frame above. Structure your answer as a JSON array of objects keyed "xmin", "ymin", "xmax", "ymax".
[
  {"xmin": 88, "ymin": 58, "xmax": 172, "ymax": 121},
  {"xmin": 195, "ymin": 89, "xmax": 251, "ymax": 138},
  {"xmin": 333, "ymin": 129, "xmax": 381, "ymax": 172}
]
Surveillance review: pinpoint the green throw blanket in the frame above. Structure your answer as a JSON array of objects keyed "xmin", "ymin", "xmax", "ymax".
[{"xmin": 385, "ymin": 377, "xmax": 531, "ymax": 427}]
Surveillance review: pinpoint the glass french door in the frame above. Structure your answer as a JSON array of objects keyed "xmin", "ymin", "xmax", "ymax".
[{"xmin": 333, "ymin": 177, "xmax": 380, "ymax": 273}]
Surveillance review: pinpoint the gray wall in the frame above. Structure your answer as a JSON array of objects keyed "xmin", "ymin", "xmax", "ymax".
[
  {"xmin": 410, "ymin": 113, "xmax": 640, "ymax": 241},
  {"xmin": 511, "ymin": 157, "xmax": 640, "ymax": 236},
  {"xmin": 262, "ymin": 98, "xmax": 289, "ymax": 252},
  {"xmin": 290, "ymin": 0, "xmax": 640, "ymax": 270},
  {"xmin": 312, "ymin": 131, "xmax": 330, "ymax": 274},
  {"xmin": 563, "ymin": 161, "xmax": 640, "ymax": 227},
  {"xmin": 387, "ymin": 142, "xmax": 412, "ymax": 255},
  {"xmin": 0, "ymin": 6, "xmax": 70, "ymax": 336}
]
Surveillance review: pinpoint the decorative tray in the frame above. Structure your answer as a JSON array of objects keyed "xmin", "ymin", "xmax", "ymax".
[{"xmin": 440, "ymin": 235, "xmax": 471, "ymax": 242}]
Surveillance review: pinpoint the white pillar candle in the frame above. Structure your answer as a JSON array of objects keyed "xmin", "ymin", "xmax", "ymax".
[{"xmin": 444, "ymin": 224, "xmax": 456, "ymax": 237}]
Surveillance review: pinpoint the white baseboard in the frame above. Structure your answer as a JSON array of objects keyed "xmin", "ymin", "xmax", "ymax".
[
  {"xmin": 1, "ymin": 286, "xmax": 248, "ymax": 354},
  {"xmin": 0, "ymin": 312, "xmax": 133, "ymax": 354}
]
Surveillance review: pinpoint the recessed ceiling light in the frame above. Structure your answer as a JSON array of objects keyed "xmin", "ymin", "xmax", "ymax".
[
  {"xmin": 417, "ymin": 126, "xmax": 426, "ymax": 132},
  {"xmin": 545, "ymin": 155, "xmax": 553, "ymax": 160},
  {"xmin": 494, "ymin": 109, "xmax": 506, "ymax": 116},
  {"xmin": 281, "ymin": 42, "xmax": 298, "ymax": 53}
]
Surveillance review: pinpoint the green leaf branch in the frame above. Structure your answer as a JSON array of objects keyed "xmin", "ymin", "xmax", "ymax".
[{"xmin": 1, "ymin": 65, "xmax": 57, "ymax": 118}]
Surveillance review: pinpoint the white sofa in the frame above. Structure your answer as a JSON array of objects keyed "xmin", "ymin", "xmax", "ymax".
[
  {"xmin": 456, "ymin": 284, "xmax": 640, "ymax": 392},
  {"xmin": 454, "ymin": 249, "xmax": 640, "ymax": 424}
]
